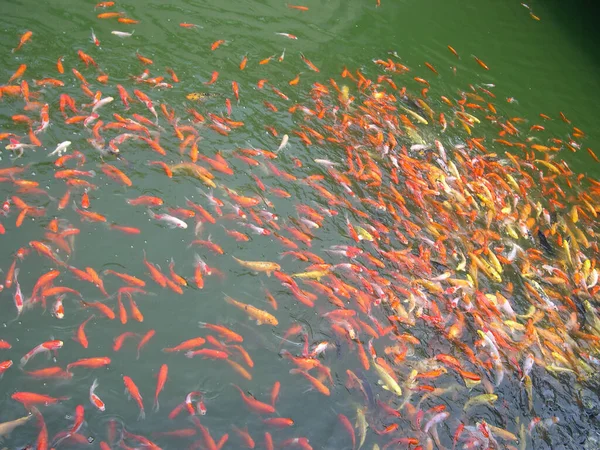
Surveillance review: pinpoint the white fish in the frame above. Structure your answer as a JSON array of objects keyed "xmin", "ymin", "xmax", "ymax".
[
  {"xmin": 48, "ymin": 141, "xmax": 72, "ymax": 157},
  {"xmin": 147, "ymin": 209, "xmax": 188, "ymax": 229},
  {"xmin": 423, "ymin": 411, "xmax": 450, "ymax": 433},
  {"xmin": 435, "ymin": 140, "xmax": 446, "ymax": 162},
  {"xmin": 521, "ymin": 353, "xmax": 534, "ymax": 380},
  {"xmin": 90, "ymin": 378, "xmax": 105, "ymax": 411},
  {"xmin": 5, "ymin": 143, "xmax": 36, "ymax": 156},
  {"xmin": 92, "ymin": 96, "xmax": 114, "ymax": 112},
  {"xmin": 314, "ymin": 159, "xmax": 338, "ymax": 167},
  {"xmin": 111, "ymin": 30, "xmax": 135, "ymax": 38},
  {"xmin": 276, "ymin": 134, "xmax": 289, "ymax": 152}
]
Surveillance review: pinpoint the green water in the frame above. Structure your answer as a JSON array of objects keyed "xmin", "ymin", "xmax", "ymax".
[{"xmin": 1, "ymin": 0, "xmax": 599, "ymax": 449}]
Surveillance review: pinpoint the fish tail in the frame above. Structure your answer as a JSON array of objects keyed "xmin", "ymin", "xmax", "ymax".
[
  {"xmin": 138, "ymin": 408, "xmax": 145, "ymax": 420},
  {"xmin": 153, "ymin": 399, "xmax": 159, "ymax": 413}
]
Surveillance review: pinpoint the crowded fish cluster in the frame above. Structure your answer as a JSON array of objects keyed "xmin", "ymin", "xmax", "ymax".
[{"xmin": 0, "ymin": 1, "xmax": 599, "ymax": 449}]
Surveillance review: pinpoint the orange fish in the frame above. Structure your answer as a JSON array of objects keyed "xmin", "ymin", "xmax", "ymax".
[
  {"xmin": 97, "ymin": 12, "xmax": 122, "ymax": 19},
  {"xmin": 239, "ymin": 55, "xmax": 248, "ymax": 70},
  {"xmin": 74, "ymin": 315, "xmax": 95, "ymax": 348},
  {"xmin": 67, "ymin": 357, "xmax": 111, "ymax": 371},
  {"xmin": 232, "ymin": 81, "xmax": 239, "ymax": 101},
  {"xmin": 101, "ymin": 163, "xmax": 132, "ymax": 186},
  {"xmin": 8, "ymin": 64, "xmax": 27, "ymax": 84},
  {"xmin": 136, "ymin": 52, "xmax": 153, "ymax": 65},
  {"xmin": 231, "ymin": 384, "xmax": 276, "ymax": 414},
  {"xmin": 424, "ymin": 62, "xmax": 438, "ymax": 75},
  {"xmin": 123, "ymin": 376, "xmax": 145, "ymax": 419},
  {"xmin": 137, "ymin": 329, "xmax": 155, "ymax": 360},
  {"xmin": 287, "ymin": 4, "xmax": 309, "ymax": 11},
  {"xmin": 13, "ymin": 31, "xmax": 32, "ymax": 53},
  {"xmin": 300, "ymin": 53, "xmax": 319, "ymax": 72},
  {"xmin": 199, "ymin": 322, "xmax": 243, "ymax": 342},
  {"xmin": 205, "ymin": 71, "xmax": 219, "ymax": 85},
  {"xmin": 163, "ymin": 337, "xmax": 206, "ymax": 353},
  {"xmin": 211, "ymin": 40, "xmax": 225, "ymax": 51},
  {"xmin": 12, "ymin": 392, "xmax": 68, "ymax": 407},
  {"xmin": 473, "ymin": 55, "xmax": 489, "ymax": 70},
  {"xmin": 154, "ymin": 364, "xmax": 168, "ymax": 412}
]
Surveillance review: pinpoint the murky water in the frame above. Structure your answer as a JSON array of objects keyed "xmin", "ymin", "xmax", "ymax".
[{"xmin": 1, "ymin": 0, "xmax": 599, "ymax": 449}]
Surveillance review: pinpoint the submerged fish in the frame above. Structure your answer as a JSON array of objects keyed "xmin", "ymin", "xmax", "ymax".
[{"xmin": 0, "ymin": 414, "xmax": 31, "ymax": 437}]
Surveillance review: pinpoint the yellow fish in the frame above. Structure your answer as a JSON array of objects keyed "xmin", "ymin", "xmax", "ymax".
[
  {"xmin": 291, "ymin": 270, "xmax": 329, "ymax": 280},
  {"xmin": 224, "ymin": 294, "xmax": 278, "ymax": 326},
  {"xmin": 186, "ymin": 92, "xmax": 218, "ymax": 101},
  {"xmin": 372, "ymin": 361, "xmax": 402, "ymax": 396},
  {"xmin": 232, "ymin": 256, "xmax": 280, "ymax": 276},
  {"xmin": 356, "ymin": 226, "xmax": 374, "ymax": 241},
  {"xmin": 463, "ymin": 393, "xmax": 498, "ymax": 411},
  {"xmin": 170, "ymin": 163, "xmax": 216, "ymax": 188}
]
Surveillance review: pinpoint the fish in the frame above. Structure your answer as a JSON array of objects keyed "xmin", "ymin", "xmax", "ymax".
[
  {"xmin": 13, "ymin": 30, "xmax": 32, "ymax": 52},
  {"xmin": 224, "ymin": 294, "xmax": 279, "ymax": 326},
  {"xmin": 463, "ymin": 393, "xmax": 498, "ymax": 411},
  {"xmin": 355, "ymin": 407, "xmax": 367, "ymax": 450},
  {"xmin": 231, "ymin": 384, "xmax": 276, "ymax": 414},
  {"xmin": 277, "ymin": 134, "xmax": 289, "ymax": 152},
  {"xmin": 48, "ymin": 141, "xmax": 72, "ymax": 158},
  {"xmin": 275, "ymin": 32, "xmax": 298, "ymax": 39},
  {"xmin": 111, "ymin": 30, "xmax": 135, "ymax": 37},
  {"xmin": 153, "ymin": 364, "xmax": 168, "ymax": 412},
  {"xmin": 0, "ymin": 414, "xmax": 31, "ymax": 437},
  {"xmin": 0, "ymin": 13, "xmax": 598, "ymax": 450},
  {"xmin": 372, "ymin": 360, "xmax": 402, "ymax": 396},
  {"xmin": 232, "ymin": 256, "xmax": 281, "ymax": 276},
  {"xmin": 90, "ymin": 378, "xmax": 105, "ymax": 411},
  {"xmin": 123, "ymin": 376, "xmax": 145, "ymax": 419},
  {"xmin": 147, "ymin": 209, "xmax": 188, "ymax": 229},
  {"xmin": 11, "ymin": 392, "xmax": 69, "ymax": 407},
  {"xmin": 473, "ymin": 55, "xmax": 490, "ymax": 70}
]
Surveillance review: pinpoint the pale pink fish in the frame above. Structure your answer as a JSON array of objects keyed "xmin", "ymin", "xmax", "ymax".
[{"xmin": 147, "ymin": 210, "xmax": 187, "ymax": 229}]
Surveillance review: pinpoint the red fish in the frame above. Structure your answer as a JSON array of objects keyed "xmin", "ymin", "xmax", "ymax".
[{"xmin": 12, "ymin": 392, "xmax": 69, "ymax": 407}]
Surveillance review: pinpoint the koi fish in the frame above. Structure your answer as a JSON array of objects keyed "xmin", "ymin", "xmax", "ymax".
[
  {"xmin": 147, "ymin": 209, "xmax": 188, "ymax": 229},
  {"xmin": 224, "ymin": 294, "xmax": 279, "ymax": 326},
  {"xmin": 90, "ymin": 378, "xmax": 105, "ymax": 411},
  {"xmin": 232, "ymin": 256, "xmax": 281, "ymax": 276},
  {"xmin": 0, "ymin": 414, "xmax": 31, "ymax": 437}
]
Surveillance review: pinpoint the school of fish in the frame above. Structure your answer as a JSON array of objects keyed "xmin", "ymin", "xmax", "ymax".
[{"xmin": 0, "ymin": 1, "xmax": 599, "ymax": 450}]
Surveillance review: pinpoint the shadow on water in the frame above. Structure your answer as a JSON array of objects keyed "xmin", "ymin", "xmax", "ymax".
[{"xmin": 543, "ymin": 0, "xmax": 600, "ymax": 62}]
